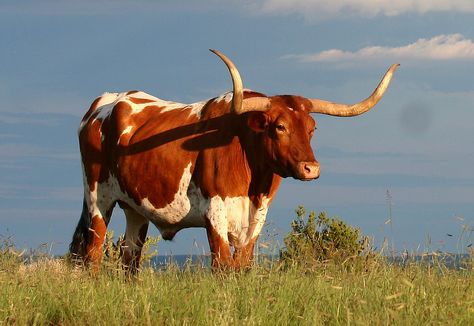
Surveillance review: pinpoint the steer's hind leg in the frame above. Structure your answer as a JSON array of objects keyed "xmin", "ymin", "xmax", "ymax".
[
  {"xmin": 86, "ymin": 213, "xmax": 109, "ymax": 271},
  {"xmin": 70, "ymin": 198, "xmax": 111, "ymax": 271},
  {"xmin": 122, "ymin": 209, "xmax": 149, "ymax": 274}
]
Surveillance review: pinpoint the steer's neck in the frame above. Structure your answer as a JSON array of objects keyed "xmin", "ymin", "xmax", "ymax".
[
  {"xmin": 239, "ymin": 125, "xmax": 282, "ymax": 207},
  {"xmin": 194, "ymin": 105, "xmax": 281, "ymax": 206}
]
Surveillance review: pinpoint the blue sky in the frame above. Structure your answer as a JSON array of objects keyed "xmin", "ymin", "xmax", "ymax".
[{"xmin": 1, "ymin": 0, "xmax": 473, "ymax": 255}]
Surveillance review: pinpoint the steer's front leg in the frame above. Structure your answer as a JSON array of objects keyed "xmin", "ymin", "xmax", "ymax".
[
  {"xmin": 206, "ymin": 224, "xmax": 234, "ymax": 269},
  {"xmin": 205, "ymin": 198, "xmax": 234, "ymax": 270},
  {"xmin": 233, "ymin": 237, "xmax": 258, "ymax": 270}
]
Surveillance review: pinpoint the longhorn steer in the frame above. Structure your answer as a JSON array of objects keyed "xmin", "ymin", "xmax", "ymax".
[{"xmin": 70, "ymin": 50, "xmax": 398, "ymax": 271}]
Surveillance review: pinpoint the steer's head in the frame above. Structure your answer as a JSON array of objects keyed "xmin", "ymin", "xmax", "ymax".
[
  {"xmin": 210, "ymin": 49, "xmax": 398, "ymax": 181},
  {"xmin": 246, "ymin": 95, "xmax": 319, "ymax": 180}
]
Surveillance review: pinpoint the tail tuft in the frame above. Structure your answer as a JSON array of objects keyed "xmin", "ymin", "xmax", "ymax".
[{"xmin": 68, "ymin": 199, "xmax": 91, "ymax": 264}]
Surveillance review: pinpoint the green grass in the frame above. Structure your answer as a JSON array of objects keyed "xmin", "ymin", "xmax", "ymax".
[{"xmin": 1, "ymin": 252, "xmax": 473, "ymax": 325}]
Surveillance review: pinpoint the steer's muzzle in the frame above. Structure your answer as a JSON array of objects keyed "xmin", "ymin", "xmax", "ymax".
[{"xmin": 296, "ymin": 161, "xmax": 320, "ymax": 180}]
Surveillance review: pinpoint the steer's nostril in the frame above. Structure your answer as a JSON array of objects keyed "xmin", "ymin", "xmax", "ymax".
[{"xmin": 297, "ymin": 161, "xmax": 320, "ymax": 180}]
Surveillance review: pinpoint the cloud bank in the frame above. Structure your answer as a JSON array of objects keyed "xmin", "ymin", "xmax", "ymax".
[
  {"xmin": 285, "ymin": 34, "xmax": 474, "ymax": 63},
  {"xmin": 256, "ymin": 0, "xmax": 474, "ymax": 18}
]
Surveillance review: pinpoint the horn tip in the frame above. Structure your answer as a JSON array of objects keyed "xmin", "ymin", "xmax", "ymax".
[{"xmin": 209, "ymin": 49, "xmax": 225, "ymax": 60}]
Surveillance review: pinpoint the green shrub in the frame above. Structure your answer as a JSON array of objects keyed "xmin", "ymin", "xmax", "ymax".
[{"xmin": 280, "ymin": 206, "xmax": 372, "ymax": 267}]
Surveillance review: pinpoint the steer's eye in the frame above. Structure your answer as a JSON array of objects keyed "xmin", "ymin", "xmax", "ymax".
[{"xmin": 276, "ymin": 124, "xmax": 286, "ymax": 132}]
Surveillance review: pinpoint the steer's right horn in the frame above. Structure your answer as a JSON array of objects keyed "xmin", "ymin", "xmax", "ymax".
[{"xmin": 211, "ymin": 49, "xmax": 271, "ymax": 114}]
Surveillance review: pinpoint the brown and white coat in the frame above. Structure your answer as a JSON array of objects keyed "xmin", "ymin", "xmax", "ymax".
[{"xmin": 70, "ymin": 50, "xmax": 398, "ymax": 271}]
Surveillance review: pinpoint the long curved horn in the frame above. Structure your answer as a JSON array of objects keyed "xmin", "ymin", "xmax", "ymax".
[
  {"xmin": 210, "ymin": 49, "xmax": 271, "ymax": 114},
  {"xmin": 210, "ymin": 49, "xmax": 243, "ymax": 115},
  {"xmin": 310, "ymin": 64, "xmax": 399, "ymax": 117}
]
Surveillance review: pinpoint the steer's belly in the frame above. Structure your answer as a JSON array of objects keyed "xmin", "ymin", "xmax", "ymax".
[
  {"xmin": 114, "ymin": 162, "xmax": 208, "ymax": 231},
  {"xmin": 134, "ymin": 179, "xmax": 209, "ymax": 231}
]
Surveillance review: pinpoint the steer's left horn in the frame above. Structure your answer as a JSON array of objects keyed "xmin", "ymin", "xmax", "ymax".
[
  {"xmin": 210, "ymin": 49, "xmax": 271, "ymax": 114},
  {"xmin": 309, "ymin": 64, "xmax": 399, "ymax": 117},
  {"xmin": 210, "ymin": 49, "xmax": 243, "ymax": 115}
]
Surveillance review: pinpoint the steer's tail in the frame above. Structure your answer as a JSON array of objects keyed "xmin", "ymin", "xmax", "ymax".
[{"xmin": 69, "ymin": 198, "xmax": 91, "ymax": 263}]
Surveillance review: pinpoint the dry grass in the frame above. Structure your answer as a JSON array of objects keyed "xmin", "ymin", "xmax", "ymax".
[{"xmin": 1, "ymin": 248, "xmax": 473, "ymax": 325}]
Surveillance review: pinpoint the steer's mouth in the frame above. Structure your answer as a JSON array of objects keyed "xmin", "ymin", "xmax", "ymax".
[
  {"xmin": 294, "ymin": 161, "xmax": 320, "ymax": 181},
  {"xmin": 271, "ymin": 161, "xmax": 320, "ymax": 180}
]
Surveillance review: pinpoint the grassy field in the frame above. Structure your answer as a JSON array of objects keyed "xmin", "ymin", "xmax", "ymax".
[{"xmin": 0, "ymin": 249, "xmax": 473, "ymax": 325}]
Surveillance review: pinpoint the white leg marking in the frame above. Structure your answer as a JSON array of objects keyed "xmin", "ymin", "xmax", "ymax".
[
  {"xmin": 207, "ymin": 196, "xmax": 230, "ymax": 242},
  {"xmin": 207, "ymin": 195, "xmax": 270, "ymax": 249}
]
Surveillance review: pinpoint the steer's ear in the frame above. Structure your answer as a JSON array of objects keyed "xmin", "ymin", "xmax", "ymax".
[{"xmin": 247, "ymin": 111, "xmax": 269, "ymax": 132}]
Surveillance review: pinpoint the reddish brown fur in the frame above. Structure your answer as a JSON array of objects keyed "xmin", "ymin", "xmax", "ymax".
[
  {"xmin": 112, "ymin": 105, "xmax": 201, "ymax": 208},
  {"xmin": 233, "ymin": 237, "xmax": 258, "ymax": 268},
  {"xmin": 86, "ymin": 215, "xmax": 107, "ymax": 270},
  {"xmin": 206, "ymin": 223, "xmax": 234, "ymax": 269},
  {"xmin": 73, "ymin": 90, "xmax": 319, "ymax": 270}
]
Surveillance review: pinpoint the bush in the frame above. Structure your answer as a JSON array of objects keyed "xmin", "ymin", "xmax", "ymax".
[{"xmin": 280, "ymin": 206, "xmax": 372, "ymax": 267}]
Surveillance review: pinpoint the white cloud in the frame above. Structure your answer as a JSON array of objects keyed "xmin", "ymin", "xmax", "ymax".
[
  {"xmin": 256, "ymin": 0, "xmax": 474, "ymax": 18},
  {"xmin": 285, "ymin": 34, "xmax": 474, "ymax": 63}
]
